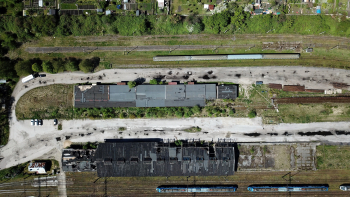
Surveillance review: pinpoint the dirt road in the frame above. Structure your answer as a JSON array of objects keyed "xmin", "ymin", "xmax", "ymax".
[{"xmin": 1, "ymin": 66, "xmax": 350, "ymax": 171}]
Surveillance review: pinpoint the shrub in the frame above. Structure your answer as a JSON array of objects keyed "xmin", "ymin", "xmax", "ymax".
[
  {"xmin": 128, "ymin": 81, "xmax": 136, "ymax": 89},
  {"xmin": 118, "ymin": 127, "xmax": 126, "ymax": 131},
  {"xmin": 248, "ymin": 109, "xmax": 257, "ymax": 118},
  {"xmin": 150, "ymin": 79, "xmax": 158, "ymax": 84}
]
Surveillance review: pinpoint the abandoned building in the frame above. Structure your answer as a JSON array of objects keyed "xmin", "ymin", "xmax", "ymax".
[
  {"xmin": 92, "ymin": 139, "xmax": 236, "ymax": 177},
  {"xmin": 62, "ymin": 149, "xmax": 97, "ymax": 172},
  {"xmin": 74, "ymin": 84, "xmax": 238, "ymax": 108}
]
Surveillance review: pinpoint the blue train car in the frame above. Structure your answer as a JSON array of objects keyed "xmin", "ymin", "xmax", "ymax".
[
  {"xmin": 247, "ymin": 185, "xmax": 328, "ymax": 192},
  {"xmin": 157, "ymin": 185, "xmax": 237, "ymax": 193}
]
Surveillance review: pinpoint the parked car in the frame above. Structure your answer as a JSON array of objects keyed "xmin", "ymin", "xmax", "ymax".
[
  {"xmin": 39, "ymin": 74, "xmax": 46, "ymax": 77},
  {"xmin": 38, "ymin": 119, "xmax": 43, "ymax": 126},
  {"xmin": 54, "ymin": 119, "xmax": 57, "ymax": 125},
  {"xmin": 31, "ymin": 119, "xmax": 34, "ymax": 126},
  {"xmin": 34, "ymin": 119, "xmax": 38, "ymax": 126}
]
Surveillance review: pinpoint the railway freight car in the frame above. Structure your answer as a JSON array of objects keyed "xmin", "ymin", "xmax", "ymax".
[
  {"xmin": 157, "ymin": 185, "xmax": 237, "ymax": 193},
  {"xmin": 247, "ymin": 185, "xmax": 328, "ymax": 192},
  {"xmin": 153, "ymin": 56, "xmax": 191, "ymax": 61},
  {"xmin": 262, "ymin": 54, "xmax": 300, "ymax": 59}
]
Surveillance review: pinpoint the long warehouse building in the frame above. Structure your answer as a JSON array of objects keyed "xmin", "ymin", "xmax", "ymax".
[
  {"xmin": 74, "ymin": 84, "xmax": 237, "ymax": 108},
  {"xmin": 93, "ymin": 139, "xmax": 236, "ymax": 177}
]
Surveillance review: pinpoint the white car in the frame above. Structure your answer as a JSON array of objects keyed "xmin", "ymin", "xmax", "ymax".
[
  {"xmin": 34, "ymin": 119, "xmax": 38, "ymax": 126},
  {"xmin": 31, "ymin": 119, "xmax": 34, "ymax": 126}
]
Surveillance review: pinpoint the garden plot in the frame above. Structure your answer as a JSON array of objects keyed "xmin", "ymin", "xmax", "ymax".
[{"xmin": 171, "ymin": 0, "xmax": 214, "ymax": 15}]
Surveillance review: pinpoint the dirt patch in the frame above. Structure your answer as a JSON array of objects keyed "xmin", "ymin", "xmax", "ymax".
[
  {"xmin": 238, "ymin": 144, "xmax": 292, "ymax": 171},
  {"xmin": 64, "ymin": 140, "xmax": 72, "ymax": 148}
]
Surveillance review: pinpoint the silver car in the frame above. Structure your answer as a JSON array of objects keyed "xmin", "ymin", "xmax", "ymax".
[
  {"xmin": 34, "ymin": 119, "xmax": 38, "ymax": 126},
  {"xmin": 31, "ymin": 119, "xmax": 34, "ymax": 126}
]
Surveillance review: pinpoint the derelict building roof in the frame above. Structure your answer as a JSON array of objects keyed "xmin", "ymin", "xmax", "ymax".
[
  {"xmin": 94, "ymin": 140, "xmax": 235, "ymax": 177},
  {"xmin": 74, "ymin": 84, "xmax": 218, "ymax": 108},
  {"xmin": 217, "ymin": 85, "xmax": 238, "ymax": 99},
  {"xmin": 62, "ymin": 149, "xmax": 97, "ymax": 172}
]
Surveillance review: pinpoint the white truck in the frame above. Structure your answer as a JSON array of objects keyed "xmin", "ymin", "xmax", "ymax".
[{"xmin": 22, "ymin": 74, "xmax": 35, "ymax": 83}]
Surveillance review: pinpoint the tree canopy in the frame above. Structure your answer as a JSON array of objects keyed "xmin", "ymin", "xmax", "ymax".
[
  {"xmin": 15, "ymin": 60, "xmax": 32, "ymax": 77},
  {"xmin": 78, "ymin": 59, "xmax": 95, "ymax": 73},
  {"xmin": 42, "ymin": 61, "xmax": 54, "ymax": 74}
]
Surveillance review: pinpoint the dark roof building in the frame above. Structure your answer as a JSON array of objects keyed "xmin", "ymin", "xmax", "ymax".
[
  {"xmin": 93, "ymin": 139, "xmax": 236, "ymax": 177},
  {"xmin": 62, "ymin": 149, "xmax": 97, "ymax": 172},
  {"xmin": 48, "ymin": 9, "xmax": 56, "ymax": 15},
  {"xmin": 74, "ymin": 84, "xmax": 218, "ymax": 108},
  {"xmin": 217, "ymin": 85, "xmax": 238, "ymax": 99}
]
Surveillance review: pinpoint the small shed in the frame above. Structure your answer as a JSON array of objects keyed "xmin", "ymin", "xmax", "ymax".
[
  {"xmin": 256, "ymin": 81, "xmax": 263, "ymax": 85},
  {"xmin": 204, "ymin": 4, "xmax": 209, "ymax": 9},
  {"xmin": 157, "ymin": 0, "xmax": 164, "ymax": 9},
  {"xmin": 208, "ymin": 4, "xmax": 214, "ymax": 10},
  {"xmin": 97, "ymin": 8, "xmax": 103, "ymax": 13},
  {"xmin": 106, "ymin": 10, "xmax": 111, "ymax": 15},
  {"xmin": 0, "ymin": 79, "xmax": 6, "ymax": 84},
  {"xmin": 48, "ymin": 9, "xmax": 56, "ymax": 15},
  {"xmin": 136, "ymin": 10, "xmax": 140, "ymax": 16}
]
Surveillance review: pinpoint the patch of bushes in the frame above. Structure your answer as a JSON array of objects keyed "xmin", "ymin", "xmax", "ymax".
[{"xmin": 184, "ymin": 126, "xmax": 202, "ymax": 133}]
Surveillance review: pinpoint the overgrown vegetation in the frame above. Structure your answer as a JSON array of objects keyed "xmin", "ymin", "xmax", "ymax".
[
  {"xmin": 316, "ymin": 145, "xmax": 350, "ymax": 169},
  {"xmin": 184, "ymin": 126, "xmax": 202, "ymax": 133},
  {"xmin": 0, "ymin": 162, "xmax": 28, "ymax": 181}
]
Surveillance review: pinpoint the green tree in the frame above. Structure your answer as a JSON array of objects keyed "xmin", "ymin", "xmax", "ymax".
[
  {"xmin": 79, "ymin": 59, "xmax": 94, "ymax": 73},
  {"xmin": 128, "ymin": 81, "xmax": 136, "ymax": 89},
  {"xmin": 15, "ymin": 60, "xmax": 32, "ymax": 77},
  {"xmin": 65, "ymin": 58, "xmax": 79, "ymax": 71},
  {"xmin": 52, "ymin": 58, "xmax": 65, "ymax": 73},
  {"xmin": 31, "ymin": 63, "xmax": 42, "ymax": 72},
  {"xmin": 1, "ymin": 32, "xmax": 17, "ymax": 50},
  {"xmin": 42, "ymin": 61, "xmax": 54, "ymax": 73},
  {"xmin": 150, "ymin": 79, "xmax": 158, "ymax": 84}
]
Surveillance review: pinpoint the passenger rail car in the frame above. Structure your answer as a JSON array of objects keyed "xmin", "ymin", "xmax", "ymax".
[
  {"xmin": 340, "ymin": 185, "xmax": 350, "ymax": 191},
  {"xmin": 153, "ymin": 54, "xmax": 300, "ymax": 61},
  {"xmin": 247, "ymin": 185, "xmax": 328, "ymax": 192},
  {"xmin": 157, "ymin": 185, "xmax": 237, "ymax": 193}
]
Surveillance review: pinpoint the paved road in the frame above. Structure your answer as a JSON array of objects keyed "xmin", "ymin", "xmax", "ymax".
[{"xmin": 1, "ymin": 66, "xmax": 350, "ymax": 171}]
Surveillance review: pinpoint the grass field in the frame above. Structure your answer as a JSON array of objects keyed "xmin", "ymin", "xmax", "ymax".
[
  {"xmin": 15, "ymin": 85, "xmax": 74, "ymax": 120},
  {"xmin": 317, "ymin": 145, "xmax": 350, "ymax": 170}
]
